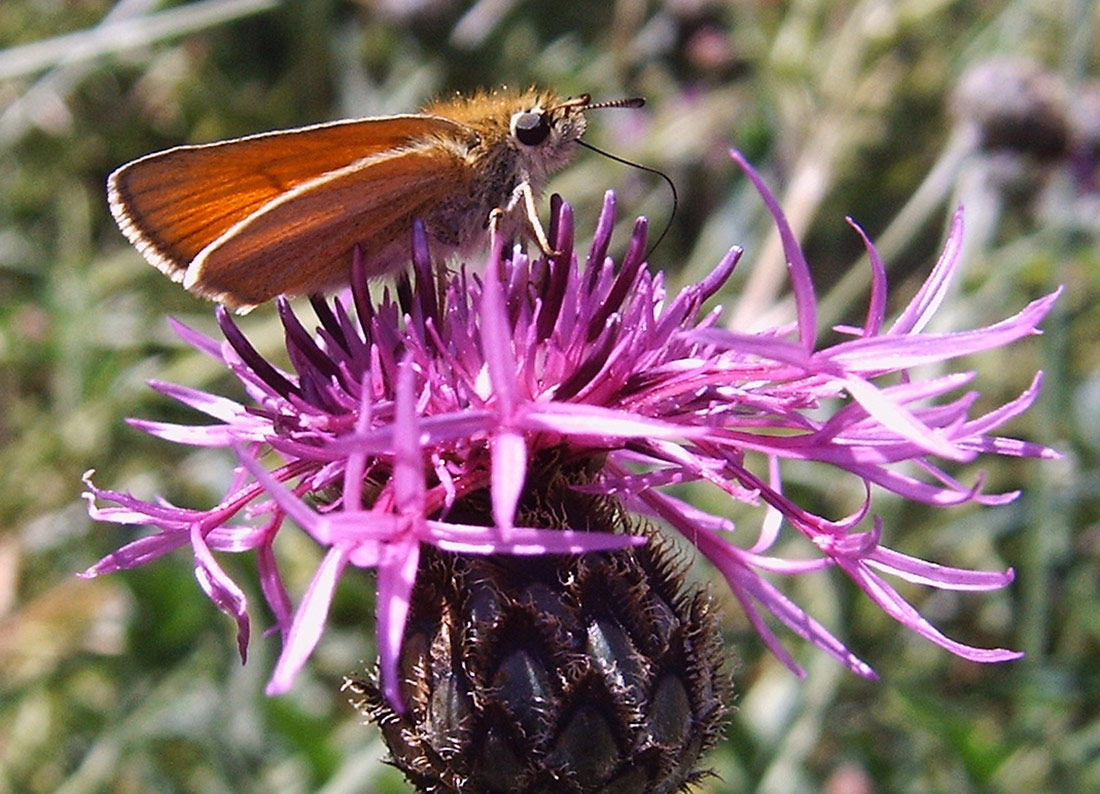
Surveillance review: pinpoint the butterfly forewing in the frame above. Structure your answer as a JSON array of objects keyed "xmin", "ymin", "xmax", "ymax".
[
  {"xmin": 185, "ymin": 146, "xmax": 472, "ymax": 307},
  {"xmin": 108, "ymin": 114, "xmax": 471, "ymax": 280}
]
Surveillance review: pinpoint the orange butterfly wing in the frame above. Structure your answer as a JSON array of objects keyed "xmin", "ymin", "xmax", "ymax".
[
  {"xmin": 183, "ymin": 144, "xmax": 472, "ymax": 307},
  {"xmin": 107, "ymin": 115, "xmax": 472, "ymax": 283}
]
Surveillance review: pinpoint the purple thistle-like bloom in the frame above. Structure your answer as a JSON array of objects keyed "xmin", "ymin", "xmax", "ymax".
[{"xmin": 83, "ymin": 151, "xmax": 1060, "ymax": 705}]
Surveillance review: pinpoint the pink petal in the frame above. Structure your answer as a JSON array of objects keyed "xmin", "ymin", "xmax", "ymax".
[{"xmin": 266, "ymin": 545, "xmax": 350, "ymax": 695}]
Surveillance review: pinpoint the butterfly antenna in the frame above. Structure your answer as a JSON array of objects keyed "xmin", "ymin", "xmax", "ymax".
[
  {"xmin": 550, "ymin": 95, "xmax": 646, "ymax": 112},
  {"xmin": 585, "ymin": 96, "xmax": 647, "ymax": 110}
]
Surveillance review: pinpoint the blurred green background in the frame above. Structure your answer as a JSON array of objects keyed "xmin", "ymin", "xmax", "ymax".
[{"xmin": 1, "ymin": 0, "xmax": 1097, "ymax": 792}]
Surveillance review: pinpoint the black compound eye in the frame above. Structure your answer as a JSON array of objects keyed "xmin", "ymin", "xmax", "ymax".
[{"xmin": 512, "ymin": 110, "xmax": 551, "ymax": 146}]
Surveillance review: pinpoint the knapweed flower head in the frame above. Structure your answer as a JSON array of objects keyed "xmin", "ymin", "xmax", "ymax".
[{"xmin": 84, "ymin": 151, "xmax": 1060, "ymax": 711}]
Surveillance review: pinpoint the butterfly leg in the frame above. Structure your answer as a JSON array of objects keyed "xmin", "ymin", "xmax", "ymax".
[{"xmin": 504, "ymin": 181, "xmax": 559, "ymax": 257}]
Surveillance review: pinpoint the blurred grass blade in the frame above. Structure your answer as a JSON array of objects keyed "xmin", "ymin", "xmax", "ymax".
[{"xmin": 0, "ymin": 0, "xmax": 280, "ymax": 81}]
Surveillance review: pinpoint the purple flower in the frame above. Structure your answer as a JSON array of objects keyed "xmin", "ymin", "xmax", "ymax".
[{"xmin": 83, "ymin": 151, "xmax": 1060, "ymax": 705}]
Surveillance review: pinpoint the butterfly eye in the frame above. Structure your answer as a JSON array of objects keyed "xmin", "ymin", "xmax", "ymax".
[{"xmin": 511, "ymin": 110, "xmax": 551, "ymax": 146}]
